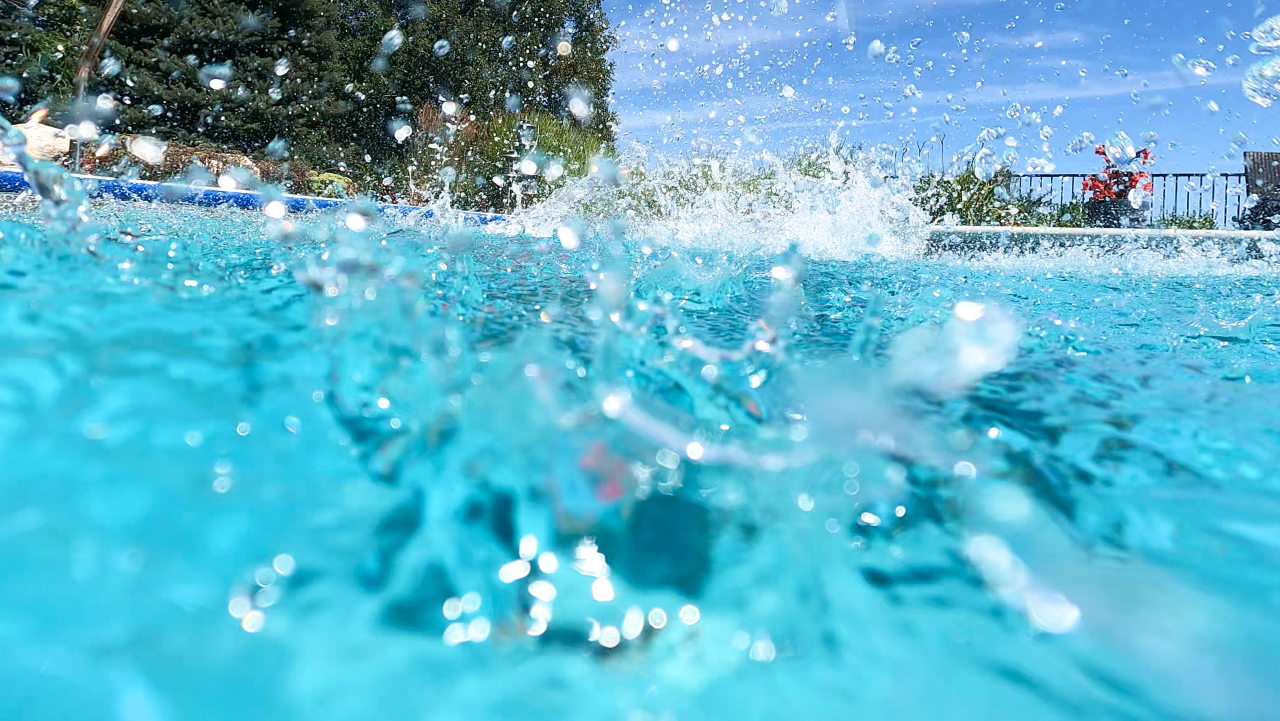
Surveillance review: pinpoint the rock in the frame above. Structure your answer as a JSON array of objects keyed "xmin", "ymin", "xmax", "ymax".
[{"xmin": 1, "ymin": 121, "xmax": 71, "ymax": 168}]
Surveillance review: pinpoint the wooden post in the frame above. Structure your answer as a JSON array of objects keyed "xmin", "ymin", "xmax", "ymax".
[{"xmin": 72, "ymin": 0, "xmax": 128, "ymax": 170}]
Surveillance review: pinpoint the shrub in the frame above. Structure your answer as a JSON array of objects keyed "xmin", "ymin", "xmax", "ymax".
[
  {"xmin": 1153, "ymin": 212, "xmax": 1218, "ymax": 230},
  {"xmin": 912, "ymin": 168, "xmax": 1047, "ymax": 226}
]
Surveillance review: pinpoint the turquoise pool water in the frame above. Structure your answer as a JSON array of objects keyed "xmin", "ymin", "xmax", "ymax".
[{"xmin": 2, "ymin": 195, "xmax": 1280, "ymax": 721}]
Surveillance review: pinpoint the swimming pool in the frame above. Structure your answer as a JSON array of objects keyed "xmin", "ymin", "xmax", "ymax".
[{"xmin": 3, "ymin": 170, "xmax": 1280, "ymax": 721}]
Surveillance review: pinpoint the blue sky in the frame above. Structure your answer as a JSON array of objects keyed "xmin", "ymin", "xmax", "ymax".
[{"xmin": 602, "ymin": 0, "xmax": 1279, "ymax": 173}]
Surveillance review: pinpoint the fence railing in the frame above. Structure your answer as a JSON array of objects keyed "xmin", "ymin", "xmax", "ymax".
[{"xmin": 1011, "ymin": 173, "xmax": 1249, "ymax": 229}]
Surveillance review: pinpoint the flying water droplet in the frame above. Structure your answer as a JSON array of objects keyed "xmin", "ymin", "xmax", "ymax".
[
  {"xmin": 1187, "ymin": 59, "xmax": 1216, "ymax": 77},
  {"xmin": 1250, "ymin": 15, "xmax": 1280, "ymax": 54},
  {"xmin": 199, "ymin": 63, "xmax": 232, "ymax": 91},
  {"xmin": 274, "ymin": 58, "xmax": 291, "ymax": 76},
  {"xmin": 264, "ymin": 138, "xmax": 289, "ymax": 159},
  {"xmin": 955, "ymin": 31, "xmax": 970, "ymax": 47},
  {"xmin": 434, "ymin": 39, "xmax": 451, "ymax": 57},
  {"xmin": 770, "ymin": 0, "xmax": 788, "ymax": 16},
  {"xmin": 973, "ymin": 147, "xmax": 1000, "ymax": 182},
  {"xmin": 99, "ymin": 57, "xmax": 121, "ymax": 78},
  {"xmin": 381, "ymin": 28, "xmax": 404, "ymax": 54},
  {"xmin": 0, "ymin": 76, "xmax": 20, "ymax": 104},
  {"xmin": 867, "ymin": 39, "xmax": 885, "ymax": 60},
  {"xmin": 1243, "ymin": 58, "xmax": 1280, "ymax": 108}
]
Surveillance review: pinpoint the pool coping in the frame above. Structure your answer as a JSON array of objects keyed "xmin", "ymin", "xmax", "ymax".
[{"xmin": 0, "ymin": 168, "xmax": 507, "ymax": 225}]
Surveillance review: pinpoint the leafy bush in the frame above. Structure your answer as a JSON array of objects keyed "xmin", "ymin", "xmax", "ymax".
[
  {"xmin": 912, "ymin": 168, "xmax": 1047, "ymax": 226},
  {"xmin": 1153, "ymin": 212, "xmax": 1218, "ymax": 230}
]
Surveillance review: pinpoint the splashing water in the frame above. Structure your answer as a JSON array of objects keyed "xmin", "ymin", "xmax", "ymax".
[
  {"xmin": 1243, "ymin": 57, "xmax": 1280, "ymax": 108},
  {"xmin": 3, "ymin": 142, "xmax": 1280, "ymax": 721}
]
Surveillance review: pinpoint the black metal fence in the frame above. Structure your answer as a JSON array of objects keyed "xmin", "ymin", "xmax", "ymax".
[{"xmin": 1011, "ymin": 173, "xmax": 1249, "ymax": 229}]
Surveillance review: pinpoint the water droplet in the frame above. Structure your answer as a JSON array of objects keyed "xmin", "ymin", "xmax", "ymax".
[
  {"xmin": 1250, "ymin": 15, "xmax": 1280, "ymax": 53},
  {"xmin": 770, "ymin": 0, "xmax": 788, "ymax": 16},
  {"xmin": 434, "ymin": 39, "xmax": 451, "ymax": 57},
  {"xmin": 556, "ymin": 40, "xmax": 572, "ymax": 56},
  {"xmin": 381, "ymin": 28, "xmax": 404, "ymax": 54},
  {"xmin": 781, "ymin": 85, "xmax": 795, "ymax": 99},
  {"xmin": 274, "ymin": 58, "xmax": 291, "ymax": 76},
  {"xmin": 867, "ymin": 39, "xmax": 886, "ymax": 60},
  {"xmin": 99, "ymin": 57, "xmax": 121, "ymax": 78},
  {"xmin": 955, "ymin": 31, "xmax": 970, "ymax": 47},
  {"xmin": 127, "ymin": 136, "xmax": 167, "ymax": 165},
  {"xmin": 502, "ymin": 35, "xmax": 515, "ymax": 50},
  {"xmin": 439, "ymin": 166, "xmax": 457, "ymax": 185},
  {"xmin": 972, "ymin": 147, "xmax": 1000, "ymax": 181},
  {"xmin": 666, "ymin": 38, "xmax": 680, "ymax": 52},
  {"xmin": 264, "ymin": 137, "xmax": 289, "ymax": 159},
  {"xmin": 1187, "ymin": 59, "xmax": 1216, "ymax": 77},
  {"xmin": 199, "ymin": 62, "xmax": 232, "ymax": 91},
  {"xmin": 1244, "ymin": 58, "xmax": 1280, "ymax": 108},
  {"xmin": 0, "ymin": 76, "xmax": 21, "ymax": 104},
  {"xmin": 1054, "ymin": 2, "xmax": 1064, "ymax": 10}
]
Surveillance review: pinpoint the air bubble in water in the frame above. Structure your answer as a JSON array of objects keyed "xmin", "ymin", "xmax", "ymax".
[
  {"xmin": 381, "ymin": 28, "xmax": 404, "ymax": 54},
  {"xmin": 274, "ymin": 58, "xmax": 291, "ymax": 76},
  {"xmin": 955, "ymin": 31, "xmax": 970, "ymax": 47},
  {"xmin": 434, "ymin": 40, "xmax": 451, "ymax": 57},
  {"xmin": 1243, "ymin": 58, "xmax": 1280, "ymax": 108},
  {"xmin": 973, "ymin": 147, "xmax": 999, "ymax": 181}
]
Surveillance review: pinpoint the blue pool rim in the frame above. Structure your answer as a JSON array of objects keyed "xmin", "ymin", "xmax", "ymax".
[{"xmin": 0, "ymin": 168, "xmax": 509, "ymax": 225}]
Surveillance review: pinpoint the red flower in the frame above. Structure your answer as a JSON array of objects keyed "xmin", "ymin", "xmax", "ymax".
[{"xmin": 1086, "ymin": 140, "xmax": 1156, "ymax": 201}]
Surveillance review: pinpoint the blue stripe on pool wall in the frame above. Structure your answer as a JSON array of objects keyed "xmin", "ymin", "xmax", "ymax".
[{"xmin": 0, "ymin": 169, "xmax": 508, "ymax": 225}]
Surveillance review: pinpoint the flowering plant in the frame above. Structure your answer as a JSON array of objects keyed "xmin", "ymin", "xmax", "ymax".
[{"xmin": 1082, "ymin": 144, "xmax": 1155, "ymax": 201}]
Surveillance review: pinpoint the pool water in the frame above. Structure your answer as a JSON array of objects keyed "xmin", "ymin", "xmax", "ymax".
[{"xmin": 2, "ymin": 188, "xmax": 1280, "ymax": 721}]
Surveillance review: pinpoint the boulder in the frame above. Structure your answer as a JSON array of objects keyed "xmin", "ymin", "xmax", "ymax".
[{"xmin": 0, "ymin": 121, "xmax": 71, "ymax": 168}]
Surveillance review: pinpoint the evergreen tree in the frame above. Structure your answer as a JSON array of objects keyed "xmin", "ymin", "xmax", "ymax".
[
  {"xmin": 333, "ymin": 0, "xmax": 618, "ymax": 160},
  {"xmin": 98, "ymin": 0, "xmax": 350, "ymax": 153},
  {"xmin": 0, "ymin": 0, "xmax": 93, "ymax": 118}
]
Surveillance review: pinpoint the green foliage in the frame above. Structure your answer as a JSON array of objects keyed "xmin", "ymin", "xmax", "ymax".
[
  {"xmin": 1153, "ymin": 212, "xmax": 1218, "ymax": 230},
  {"xmin": 913, "ymin": 168, "xmax": 1047, "ymax": 226},
  {"xmin": 1024, "ymin": 199, "xmax": 1087, "ymax": 228},
  {"xmin": 97, "ymin": 0, "xmax": 349, "ymax": 153},
  {"xmin": 329, "ymin": 0, "xmax": 618, "ymax": 173},
  {"xmin": 307, "ymin": 172, "xmax": 359, "ymax": 198},
  {"xmin": 0, "ymin": 0, "xmax": 90, "ymax": 119}
]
